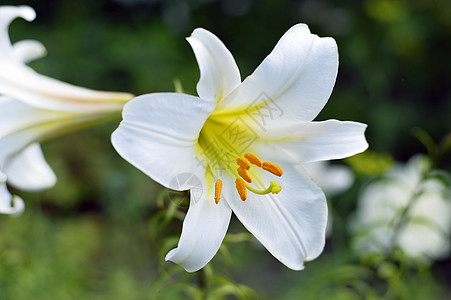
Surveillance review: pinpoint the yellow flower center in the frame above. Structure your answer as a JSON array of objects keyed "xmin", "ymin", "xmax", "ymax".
[
  {"xmin": 218, "ymin": 152, "xmax": 283, "ymax": 203},
  {"xmin": 197, "ymin": 116, "xmax": 283, "ymax": 203}
]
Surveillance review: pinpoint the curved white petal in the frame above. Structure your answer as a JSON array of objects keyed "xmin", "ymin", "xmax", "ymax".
[
  {"xmin": 0, "ymin": 95, "xmax": 105, "ymax": 166},
  {"xmin": 12, "ymin": 39, "xmax": 47, "ymax": 63},
  {"xmin": 222, "ymin": 163, "xmax": 328, "ymax": 269},
  {"xmin": 5, "ymin": 143, "xmax": 56, "ymax": 191},
  {"xmin": 0, "ymin": 65, "xmax": 133, "ymax": 112},
  {"xmin": 218, "ymin": 24, "xmax": 338, "ymax": 125},
  {"xmin": 112, "ymin": 93, "xmax": 216, "ymax": 190},
  {"xmin": 187, "ymin": 28, "xmax": 241, "ymax": 102},
  {"xmin": 252, "ymin": 120, "xmax": 368, "ymax": 164},
  {"xmin": 0, "ymin": 101, "xmax": 108, "ymax": 172},
  {"xmin": 0, "ymin": 128, "xmax": 42, "ymax": 169},
  {"xmin": 0, "ymin": 5, "xmax": 36, "ymax": 62},
  {"xmin": 0, "ymin": 96, "xmax": 75, "ymax": 140},
  {"xmin": 0, "ymin": 6, "xmax": 133, "ymax": 112},
  {"xmin": 165, "ymin": 181, "xmax": 232, "ymax": 272},
  {"xmin": 0, "ymin": 175, "xmax": 25, "ymax": 216}
]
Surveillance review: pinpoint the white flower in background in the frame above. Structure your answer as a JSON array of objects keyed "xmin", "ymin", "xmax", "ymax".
[
  {"xmin": 0, "ymin": 5, "xmax": 133, "ymax": 215},
  {"xmin": 303, "ymin": 161, "xmax": 355, "ymax": 236},
  {"xmin": 112, "ymin": 25, "xmax": 368, "ymax": 272},
  {"xmin": 303, "ymin": 161, "xmax": 354, "ymax": 197},
  {"xmin": 351, "ymin": 155, "xmax": 451, "ymax": 262}
]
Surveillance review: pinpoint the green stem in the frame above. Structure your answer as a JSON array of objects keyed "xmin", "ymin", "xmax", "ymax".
[
  {"xmin": 412, "ymin": 127, "xmax": 437, "ymax": 155},
  {"xmin": 197, "ymin": 268, "xmax": 208, "ymax": 299}
]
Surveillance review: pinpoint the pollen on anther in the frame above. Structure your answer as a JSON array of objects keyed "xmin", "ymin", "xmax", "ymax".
[
  {"xmin": 235, "ymin": 178, "xmax": 247, "ymax": 201},
  {"xmin": 237, "ymin": 166, "xmax": 252, "ymax": 183},
  {"xmin": 244, "ymin": 152, "xmax": 262, "ymax": 167},
  {"xmin": 236, "ymin": 156, "xmax": 251, "ymax": 170},
  {"xmin": 262, "ymin": 161, "xmax": 283, "ymax": 177},
  {"xmin": 214, "ymin": 179, "xmax": 222, "ymax": 204}
]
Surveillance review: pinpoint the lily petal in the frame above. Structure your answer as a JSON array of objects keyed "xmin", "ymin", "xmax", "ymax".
[
  {"xmin": 0, "ymin": 103, "xmax": 109, "ymax": 171},
  {"xmin": 187, "ymin": 28, "xmax": 241, "ymax": 102},
  {"xmin": 219, "ymin": 24, "xmax": 338, "ymax": 124},
  {"xmin": 0, "ymin": 95, "xmax": 110, "ymax": 168},
  {"xmin": 0, "ymin": 6, "xmax": 133, "ymax": 112},
  {"xmin": 165, "ymin": 182, "xmax": 232, "ymax": 272},
  {"xmin": 0, "ymin": 5, "xmax": 36, "ymax": 62},
  {"xmin": 111, "ymin": 93, "xmax": 216, "ymax": 190},
  {"xmin": 222, "ymin": 163, "xmax": 328, "ymax": 269},
  {"xmin": 252, "ymin": 120, "xmax": 368, "ymax": 164},
  {"xmin": 0, "ymin": 96, "xmax": 76, "ymax": 140},
  {"xmin": 0, "ymin": 173, "xmax": 25, "ymax": 216},
  {"xmin": 0, "ymin": 65, "xmax": 133, "ymax": 112},
  {"xmin": 12, "ymin": 39, "xmax": 47, "ymax": 63},
  {"xmin": 5, "ymin": 143, "xmax": 56, "ymax": 191}
]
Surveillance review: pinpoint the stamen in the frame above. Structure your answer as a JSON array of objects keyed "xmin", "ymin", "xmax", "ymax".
[
  {"xmin": 236, "ymin": 156, "xmax": 251, "ymax": 170},
  {"xmin": 214, "ymin": 179, "xmax": 222, "ymax": 204},
  {"xmin": 235, "ymin": 178, "xmax": 247, "ymax": 201},
  {"xmin": 237, "ymin": 166, "xmax": 252, "ymax": 183},
  {"xmin": 262, "ymin": 161, "xmax": 283, "ymax": 177},
  {"xmin": 246, "ymin": 180, "xmax": 282, "ymax": 195},
  {"xmin": 244, "ymin": 152, "xmax": 262, "ymax": 167}
]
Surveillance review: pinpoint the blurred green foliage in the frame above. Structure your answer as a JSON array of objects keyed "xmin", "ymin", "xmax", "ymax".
[{"xmin": 1, "ymin": 0, "xmax": 450, "ymax": 299}]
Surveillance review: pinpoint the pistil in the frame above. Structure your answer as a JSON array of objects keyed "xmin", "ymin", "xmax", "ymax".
[
  {"xmin": 246, "ymin": 180, "xmax": 282, "ymax": 195},
  {"xmin": 214, "ymin": 152, "xmax": 285, "ymax": 204}
]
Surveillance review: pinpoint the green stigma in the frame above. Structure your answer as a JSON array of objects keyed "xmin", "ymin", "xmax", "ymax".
[{"xmin": 246, "ymin": 180, "xmax": 282, "ymax": 195}]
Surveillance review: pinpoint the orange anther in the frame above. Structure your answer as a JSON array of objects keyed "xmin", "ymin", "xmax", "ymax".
[
  {"xmin": 262, "ymin": 161, "xmax": 283, "ymax": 177},
  {"xmin": 214, "ymin": 179, "xmax": 222, "ymax": 204},
  {"xmin": 244, "ymin": 152, "xmax": 262, "ymax": 167},
  {"xmin": 236, "ymin": 156, "xmax": 251, "ymax": 170},
  {"xmin": 237, "ymin": 166, "xmax": 252, "ymax": 183},
  {"xmin": 235, "ymin": 178, "xmax": 247, "ymax": 201}
]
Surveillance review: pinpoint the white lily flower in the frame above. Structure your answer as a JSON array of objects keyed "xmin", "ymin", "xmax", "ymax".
[
  {"xmin": 0, "ymin": 5, "xmax": 133, "ymax": 214},
  {"xmin": 112, "ymin": 25, "xmax": 368, "ymax": 272},
  {"xmin": 351, "ymin": 155, "xmax": 451, "ymax": 262}
]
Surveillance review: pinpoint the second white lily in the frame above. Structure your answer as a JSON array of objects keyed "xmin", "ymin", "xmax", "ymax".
[{"xmin": 0, "ymin": 5, "xmax": 134, "ymax": 215}]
